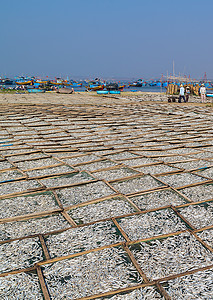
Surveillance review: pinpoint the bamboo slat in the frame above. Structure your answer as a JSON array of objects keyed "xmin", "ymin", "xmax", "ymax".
[{"xmin": 36, "ymin": 266, "xmax": 51, "ymax": 300}]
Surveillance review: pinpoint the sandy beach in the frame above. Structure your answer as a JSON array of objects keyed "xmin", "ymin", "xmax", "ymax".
[
  {"xmin": 0, "ymin": 92, "xmax": 213, "ymax": 299},
  {"xmin": 0, "ymin": 91, "xmax": 212, "ymax": 106}
]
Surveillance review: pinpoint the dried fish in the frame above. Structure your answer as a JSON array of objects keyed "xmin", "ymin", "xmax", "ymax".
[
  {"xmin": 0, "ymin": 96, "xmax": 213, "ymax": 299},
  {"xmin": 118, "ymin": 208, "xmax": 187, "ymax": 240},
  {"xmin": 97, "ymin": 286, "xmax": 164, "ymax": 299},
  {"xmin": 15, "ymin": 158, "xmax": 61, "ymax": 170},
  {"xmin": 39, "ymin": 172, "xmax": 94, "ymax": 188},
  {"xmin": 8, "ymin": 152, "xmax": 47, "ymax": 162},
  {"xmin": 68, "ymin": 196, "xmax": 136, "ymax": 224},
  {"xmin": 0, "ymin": 192, "xmax": 60, "ymax": 219},
  {"xmin": 26, "ymin": 165, "xmax": 75, "ymax": 178},
  {"xmin": 45, "ymin": 220, "xmax": 125, "ymax": 257},
  {"xmin": 178, "ymin": 202, "xmax": 213, "ymax": 229},
  {"xmin": 119, "ymin": 157, "xmax": 157, "ymax": 167},
  {"xmin": 0, "ymin": 161, "xmax": 14, "ymax": 170},
  {"xmin": 93, "ymin": 167, "xmax": 139, "ymax": 181},
  {"xmin": 61, "ymin": 154, "xmax": 100, "ymax": 165},
  {"xmin": 157, "ymin": 173, "xmax": 207, "ymax": 188},
  {"xmin": 0, "ymin": 179, "xmax": 41, "ymax": 197},
  {"xmin": 179, "ymin": 183, "xmax": 213, "ymax": 202},
  {"xmin": 195, "ymin": 166, "xmax": 213, "ymax": 179},
  {"xmin": 163, "ymin": 269, "xmax": 213, "ymax": 299},
  {"xmin": 0, "ymin": 169, "xmax": 24, "ymax": 182},
  {"xmin": 110, "ymin": 175, "xmax": 164, "ymax": 195},
  {"xmin": 197, "ymin": 228, "xmax": 213, "ymax": 248},
  {"xmin": 0, "ymin": 237, "xmax": 43, "ymax": 273},
  {"xmin": 130, "ymin": 232, "xmax": 213, "ymax": 280},
  {"xmin": 130, "ymin": 188, "xmax": 186, "ymax": 210},
  {"xmin": 104, "ymin": 151, "xmax": 139, "ymax": 160},
  {"xmin": 43, "ymin": 246, "xmax": 143, "ymax": 299},
  {"xmin": 0, "ymin": 272, "xmax": 43, "ymax": 299},
  {"xmin": 56, "ymin": 181, "xmax": 116, "ymax": 207},
  {"xmin": 135, "ymin": 164, "xmax": 180, "ymax": 175},
  {"xmin": 170, "ymin": 160, "xmax": 213, "ymax": 171},
  {"xmin": 0, "ymin": 213, "xmax": 70, "ymax": 241}
]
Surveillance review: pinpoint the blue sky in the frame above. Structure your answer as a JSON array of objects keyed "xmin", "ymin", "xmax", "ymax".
[{"xmin": 1, "ymin": 0, "xmax": 213, "ymax": 79}]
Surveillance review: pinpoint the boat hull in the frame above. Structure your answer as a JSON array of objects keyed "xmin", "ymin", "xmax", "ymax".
[{"xmin": 16, "ymin": 81, "xmax": 32, "ymax": 85}]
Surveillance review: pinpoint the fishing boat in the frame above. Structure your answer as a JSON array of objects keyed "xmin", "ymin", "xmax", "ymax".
[
  {"xmin": 70, "ymin": 82, "xmax": 83, "ymax": 87},
  {"xmin": 118, "ymin": 85, "xmax": 125, "ymax": 90},
  {"xmin": 86, "ymin": 81, "xmax": 104, "ymax": 91},
  {"xmin": 0, "ymin": 78, "xmax": 14, "ymax": 85},
  {"xmin": 50, "ymin": 78, "xmax": 64, "ymax": 85},
  {"xmin": 129, "ymin": 79, "xmax": 145, "ymax": 87},
  {"xmin": 15, "ymin": 76, "xmax": 34, "ymax": 85},
  {"xmin": 35, "ymin": 80, "xmax": 49, "ymax": 85},
  {"xmin": 87, "ymin": 85, "xmax": 104, "ymax": 91},
  {"xmin": 106, "ymin": 82, "xmax": 119, "ymax": 91}
]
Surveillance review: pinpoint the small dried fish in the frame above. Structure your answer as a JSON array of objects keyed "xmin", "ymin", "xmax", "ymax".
[
  {"xmin": 0, "ymin": 272, "xmax": 43, "ymax": 299},
  {"xmin": 130, "ymin": 232, "xmax": 213, "ymax": 280},
  {"xmin": 163, "ymin": 269, "xmax": 213, "ymax": 299},
  {"xmin": 43, "ymin": 246, "xmax": 143, "ymax": 299},
  {"xmin": 118, "ymin": 208, "xmax": 187, "ymax": 241},
  {"xmin": 0, "ymin": 237, "xmax": 43, "ymax": 273},
  {"xmin": 68, "ymin": 196, "xmax": 136, "ymax": 224}
]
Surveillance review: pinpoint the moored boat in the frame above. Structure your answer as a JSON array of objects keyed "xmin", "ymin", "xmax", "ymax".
[
  {"xmin": 109, "ymin": 90, "xmax": 121, "ymax": 94},
  {"xmin": 86, "ymin": 81, "xmax": 104, "ymax": 91},
  {"xmin": 0, "ymin": 78, "xmax": 14, "ymax": 85},
  {"xmin": 97, "ymin": 90, "xmax": 109, "ymax": 94},
  {"xmin": 27, "ymin": 88, "xmax": 45, "ymax": 93}
]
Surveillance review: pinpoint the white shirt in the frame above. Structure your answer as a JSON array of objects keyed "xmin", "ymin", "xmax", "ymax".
[
  {"xmin": 200, "ymin": 86, "xmax": 206, "ymax": 95},
  {"xmin": 180, "ymin": 87, "xmax": 185, "ymax": 96}
]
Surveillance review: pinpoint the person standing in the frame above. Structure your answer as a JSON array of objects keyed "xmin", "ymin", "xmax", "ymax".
[
  {"xmin": 179, "ymin": 84, "xmax": 186, "ymax": 103},
  {"xmin": 200, "ymin": 84, "xmax": 206, "ymax": 103},
  {"xmin": 185, "ymin": 86, "xmax": 190, "ymax": 102}
]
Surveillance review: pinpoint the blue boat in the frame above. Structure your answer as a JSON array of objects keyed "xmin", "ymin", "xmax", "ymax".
[
  {"xmin": 97, "ymin": 91, "xmax": 109, "ymax": 94},
  {"xmin": 28, "ymin": 88, "xmax": 45, "ymax": 93},
  {"xmin": 109, "ymin": 90, "xmax": 121, "ymax": 94}
]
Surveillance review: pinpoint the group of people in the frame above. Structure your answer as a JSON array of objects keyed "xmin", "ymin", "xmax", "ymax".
[{"xmin": 179, "ymin": 84, "xmax": 206, "ymax": 103}]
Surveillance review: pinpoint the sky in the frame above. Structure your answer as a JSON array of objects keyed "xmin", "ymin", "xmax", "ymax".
[{"xmin": 0, "ymin": 0, "xmax": 213, "ymax": 80}]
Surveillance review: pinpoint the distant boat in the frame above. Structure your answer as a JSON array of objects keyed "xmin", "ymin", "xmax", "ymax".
[
  {"xmin": 97, "ymin": 90, "xmax": 109, "ymax": 94},
  {"xmin": 16, "ymin": 80, "xmax": 33, "ymax": 85},
  {"xmin": 35, "ymin": 80, "xmax": 49, "ymax": 84},
  {"xmin": 106, "ymin": 82, "xmax": 119, "ymax": 91},
  {"xmin": 66, "ymin": 82, "xmax": 82, "ymax": 87},
  {"xmin": 109, "ymin": 90, "xmax": 121, "ymax": 94},
  {"xmin": 0, "ymin": 78, "xmax": 14, "ymax": 85},
  {"xmin": 129, "ymin": 79, "xmax": 145, "ymax": 87},
  {"xmin": 15, "ymin": 77, "xmax": 34, "ymax": 85},
  {"xmin": 50, "ymin": 78, "xmax": 64, "ymax": 85},
  {"xmin": 86, "ymin": 81, "xmax": 104, "ymax": 91},
  {"xmin": 27, "ymin": 88, "xmax": 45, "ymax": 93}
]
